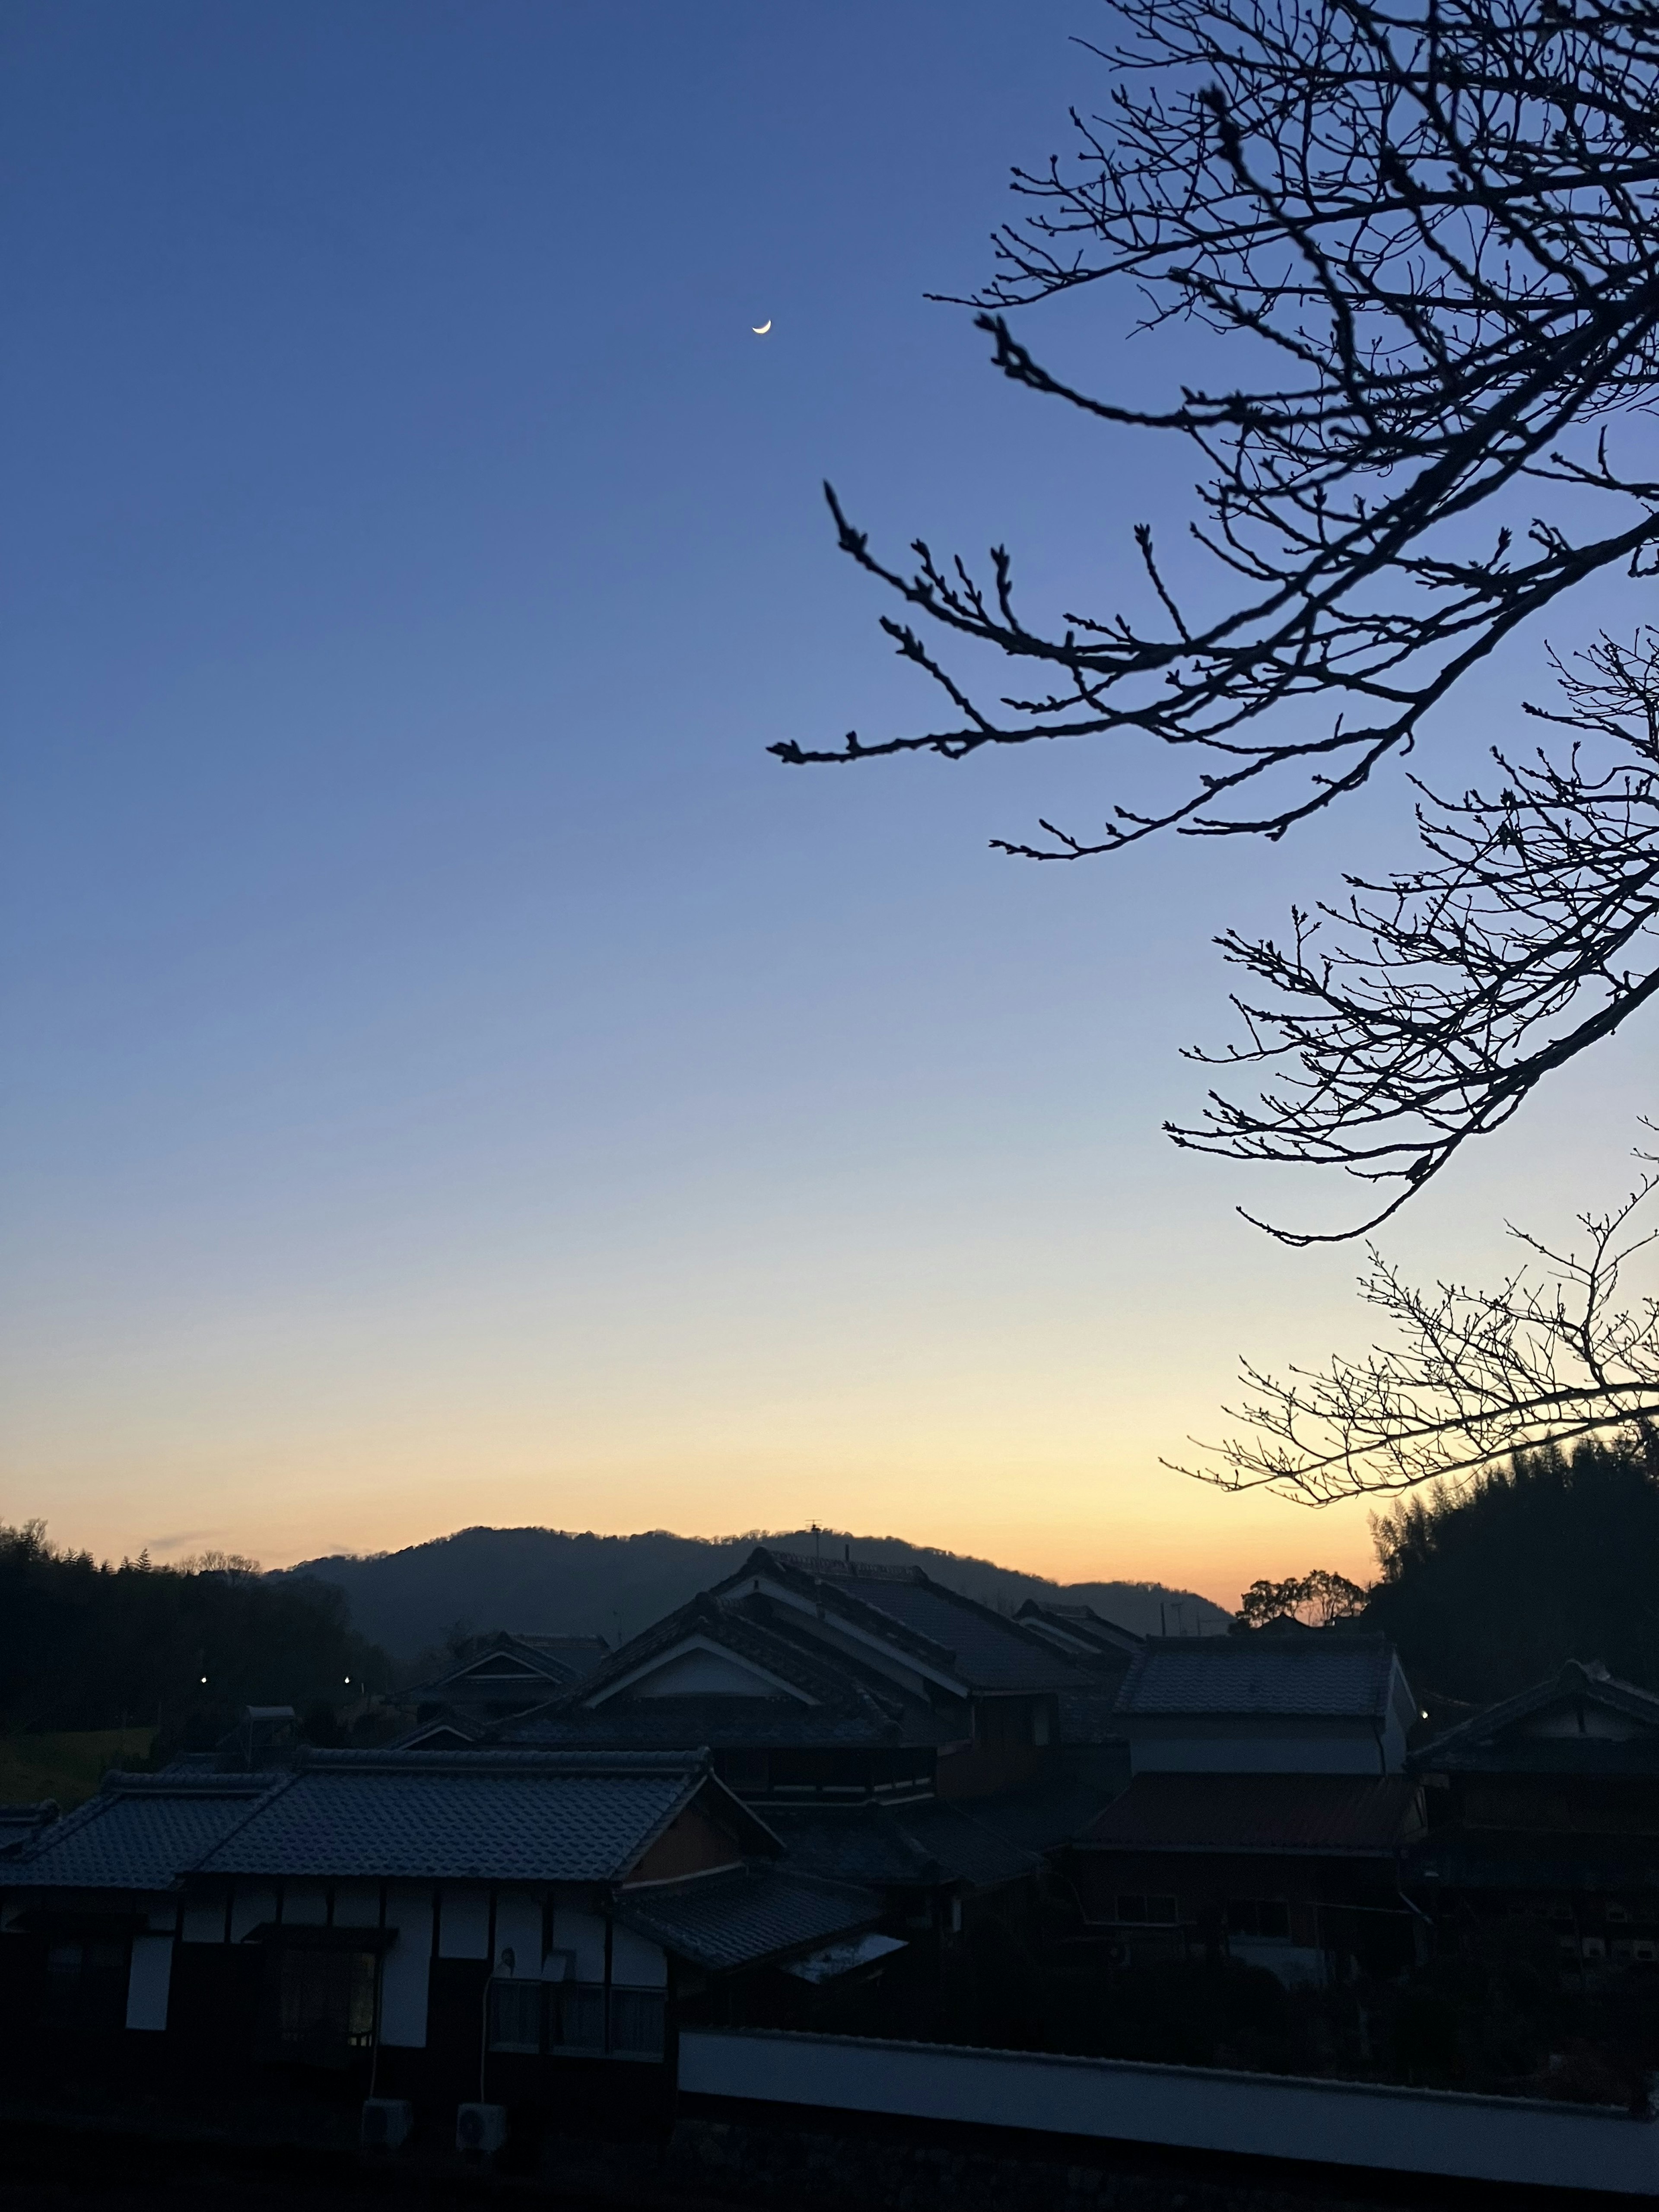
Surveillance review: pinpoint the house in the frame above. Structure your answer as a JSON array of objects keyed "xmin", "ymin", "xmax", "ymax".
[
  {"xmin": 399, "ymin": 1550, "xmax": 1119, "ymax": 1965},
  {"xmin": 1408, "ymin": 1658, "xmax": 1659, "ymax": 1974},
  {"xmin": 1111, "ymin": 1633, "xmax": 1419, "ymax": 1777},
  {"xmin": 403, "ymin": 1631, "xmax": 610, "ymax": 1734},
  {"xmin": 695, "ymin": 1545, "xmax": 1093, "ymax": 1798},
  {"xmin": 0, "ymin": 1802, "xmax": 60, "ymax": 1858},
  {"xmin": 0, "ymin": 1748, "xmax": 881, "ymax": 2129},
  {"xmin": 1067, "ymin": 1772, "xmax": 1424, "ymax": 1984},
  {"xmin": 1060, "ymin": 1634, "xmax": 1424, "ymax": 1984},
  {"xmin": 1015, "ymin": 1599, "xmax": 1141, "ymax": 1745}
]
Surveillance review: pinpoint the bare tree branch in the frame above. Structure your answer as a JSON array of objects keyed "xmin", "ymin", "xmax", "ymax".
[
  {"xmin": 1167, "ymin": 628, "xmax": 1659, "ymax": 1239},
  {"xmin": 777, "ymin": 0, "xmax": 1659, "ymax": 862},
  {"xmin": 1172, "ymin": 1157, "xmax": 1659, "ymax": 1500}
]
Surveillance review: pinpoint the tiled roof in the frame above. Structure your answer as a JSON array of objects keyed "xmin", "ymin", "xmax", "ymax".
[
  {"xmin": 500, "ymin": 1591, "xmax": 950, "ymax": 1752},
  {"xmin": 0, "ymin": 1802, "xmax": 61, "ymax": 1856},
  {"xmin": 405, "ymin": 1631, "xmax": 594, "ymax": 1700},
  {"xmin": 14, "ymin": 1775, "xmax": 279, "ymax": 1892},
  {"xmin": 1059, "ymin": 1687, "xmax": 1131, "ymax": 1745},
  {"xmin": 1416, "ymin": 1659, "xmax": 1659, "ymax": 1772},
  {"xmin": 724, "ymin": 1549, "xmax": 1087, "ymax": 1694},
  {"xmin": 1079, "ymin": 1773, "xmax": 1424, "ymax": 1855},
  {"xmin": 1018, "ymin": 1602, "xmax": 1143, "ymax": 1668},
  {"xmin": 760, "ymin": 1799, "xmax": 1035, "ymax": 1892},
  {"xmin": 1114, "ymin": 1636, "xmax": 1398, "ymax": 1720},
  {"xmin": 194, "ymin": 1749, "xmax": 746, "ymax": 1884},
  {"xmin": 957, "ymin": 1747, "xmax": 1131, "ymax": 1855},
  {"xmin": 617, "ymin": 1867, "xmax": 880, "ymax": 1973},
  {"xmin": 502, "ymin": 1695, "xmax": 943, "ymax": 1752}
]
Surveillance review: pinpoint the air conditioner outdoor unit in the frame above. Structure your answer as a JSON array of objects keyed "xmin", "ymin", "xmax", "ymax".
[
  {"xmin": 455, "ymin": 2102, "xmax": 508, "ymax": 2156},
  {"xmin": 360, "ymin": 2098, "xmax": 414, "ymax": 2151}
]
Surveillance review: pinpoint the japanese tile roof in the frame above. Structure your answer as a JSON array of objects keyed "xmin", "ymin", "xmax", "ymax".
[
  {"xmin": 1415, "ymin": 1659, "xmax": 1659, "ymax": 1773},
  {"xmin": 719, "ymin": 1548, "xmax": 1089, "ymax": 1694},
  {"xmin": 1058, "ymin": 1687, "xmax": 1132, "ymax": 1746},
  {"xmin": 1113, "ymin": 1634, "xmax": 1400, "ymax": 1721},
  {"xmin": 0, "ymin": 1802, "xmax": 61, "ymax": 1856},
  {"xmin": 11, "ymin": 1774, "xmax": 280, "ymax": 1892},
  {"xmin": 1017, "ymin": 1601, "xmax": 1144, "ymax": 1668},
  {"xmin": 499, "ymin": 1592, "xmax": 951, "ymax": 1751},
  {"xmin": 956, "ymin": 1746, "xmax": 1131, "ymax": 1854},
  {"xmin": 1078, "ymin": 1773, "xmax": 1424, "ymax": 1856},
  {"xmin": 617, "ymin": 1866, "xmax": 881, "ymax": 1973},
  {"xmin": 404, "ymin": 1630, "xmax": 599, "ymax": 1700},
  {"xmin": 193, "ymin": 1749, "xmax": 768, "ymax": 1884},
  {"xmin": 760, "ymin": 1799, "xmax": 1036, "ymax": 1892}
]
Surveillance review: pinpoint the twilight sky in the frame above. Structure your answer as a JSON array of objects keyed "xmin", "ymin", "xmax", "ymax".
[{"xmin": 3, "ymin": 1, "xmax": 1650, "ymax": 1604}]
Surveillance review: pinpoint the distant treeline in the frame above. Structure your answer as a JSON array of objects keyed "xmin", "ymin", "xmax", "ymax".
[
  {"xmin": 0, "ymin": 1522, "xmax": 393, "ymax": 1740},
  {"xmin": 1365, "ymin": 1439, "xmax": 1659, "ymax": 1703}
]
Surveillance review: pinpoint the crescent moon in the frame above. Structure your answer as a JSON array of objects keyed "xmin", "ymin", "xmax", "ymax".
[{"xmin": 751, "ymin": 319, "xmax": 772, "ymax": 335}]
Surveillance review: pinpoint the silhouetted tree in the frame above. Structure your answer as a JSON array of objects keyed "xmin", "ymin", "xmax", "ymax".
[
  {"xmin": 781, "ymin": 0, "xmax": 1659, "ymax": 1237},
  {"xmin": 1180, "ymin": 1169, "xmax": 1659, "ymax": 1497},
  {"xmin": 1364, "ymin": 1436, "xmax": 1659, "ymax": 1696},
  {"xmin": 0, "ymin": 1522, "xmax": 391, "ymax": 1735},
  {"xmin": 1234, "ymin": 1567, "xmax": 1370, "ymax": 1629}
]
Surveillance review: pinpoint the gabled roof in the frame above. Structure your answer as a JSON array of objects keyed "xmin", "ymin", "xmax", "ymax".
[
  {"xmin": 1078, "ymin": 1773, "xmax": 1424, "ymax": 1856},
  {"xmin": 192, "ymin": 1748, "xmax": 775, "ymax": 1885},
  {"xmin": 760, "ymin": 1801, "xmax": 1036, "ymax": 1893},
  {"xmin": 395, "ymin": 1715, "xmax": 489, "ymax": 1751},
  {"xmin": 404, "ymin": 1630, "xmax": 597, "ymax": 1700},
  {"xmin": 714, "ymin": 1547, "xmax": 1090, "ymax": 1695},
  {"xmin": 500, "ymin": 1592, "xmax": 951, "ymax": 1752},
  {"xmin": 1415, "ymin": 1659, "xmax": 1659, "ymax": 1775},
  {"xmin": 0, "ymin": 1802, "xmax": 60, "ymax": 1857},
  {"xmin": 11, "ymin": 1774, "xmax": 280, "ymax": 1892},
  {"xmin": 1017, "ymin": 1600, "xmax": 1143, "ymax": 1668},
  {"xmin": 617, "ymin": 1867, "xmax": 882, "ymax": 1974},
  {"xmin": 6, "ymin": 1751, "xmax": 776, "ymax": 1894},
  {"xmin": 1113, "ymin": 1634, "xmax": 1404, "ymax": 1722}
]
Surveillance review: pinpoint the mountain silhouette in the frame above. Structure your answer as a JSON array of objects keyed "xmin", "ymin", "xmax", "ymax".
[{"xmin": 272, "ymin": 1525, "xmax": 1230, "ymax": 1669}]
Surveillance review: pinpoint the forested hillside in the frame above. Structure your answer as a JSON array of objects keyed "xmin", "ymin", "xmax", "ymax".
[
  {"xmin": 1367, "ymin": 1441, "xmax": 1659, "ymax": 1702},
  {"xmin": 0, "ymin": 1522, "xmax": 392, "ymax": 1738},
  {"xmin": 273, "ymin": 1525, "xmax": 1230, "ymax": 1665}
]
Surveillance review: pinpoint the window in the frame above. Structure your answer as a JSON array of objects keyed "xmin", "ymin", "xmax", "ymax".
[
  {"xmin": 609, "ymin": 1987, "xmax": 666, "ymax": 2059},
  {"xmin": 549, "ymin": 1981, "xmax": 606, "ymax": 2053},
  {"xmin": 1227, "ymin": 1899, "xmax": 1291, "ymax": 1940},
  {"xmin": 488, "ymin": 1978, "xmax": 544, "ymax": 2054},
  {"xmin": 504, "ymin": 1979, "xmax": 666, "ymax": 2061},
  {"xmin": 45, "ymin": 1939, "xmax": 129, "ymax": 2034},
  {"xmin": 274, "ymin": 1948, "xmax": 376, "ymax": 2065},
  {"xmin": 1116, "ymin": 1895, "xmax": 1178, "ymax": 1926}
]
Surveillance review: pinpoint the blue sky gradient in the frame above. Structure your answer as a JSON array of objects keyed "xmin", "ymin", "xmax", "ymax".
[{"xmin": 3, "ymin": 2, "xmax": 1649, "ymax": 1598}]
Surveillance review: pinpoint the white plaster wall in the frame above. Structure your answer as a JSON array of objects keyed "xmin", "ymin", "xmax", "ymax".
[
  {"xmin": 334, "ymin": 1883, "xmax": 380, "ymax": 1927},
  {"xmin": 438, "ymin": 1887, "xmax": 490, "ymax": 1959},
  {"xmin": 612, "ymin": 1925, "xmax": 667, "ymax": 1988},
  {"xmin": 181, "ymin": 1898, "xmax": 224, "ymax": 1943},
  {"xmin": 1128, "ymin": 1735, "xmax": 1382, "ymax": 1776},
  {"xmin": 635, "ymin": 1648, "xmax": 785, "ymax": 1697},
  {"xmin": 380, "ymin": 1887, "xmax": 432, "ymax": 2049},
  {"xmin": 283, "ymin": 1885, "xmax": 327, "ymax": 1926},
  {"xmin": 679, "ymin": 2031, "xmax": 1659, "ymax": 2197},
  {"xmin": 493, "ymin": 1888, "xmax": 543, "ymax": 1977},
  {"xmin": 552, "ymin": 1906, "xmax": 607, "ymax": 1980},
  {"xmin": 125, "ymin": 1933, "xmax": 174, "ymax": 2031},
  {"xmin": 229, "ymin": 1887, "xmax": 277, "ymax": 1941}
]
